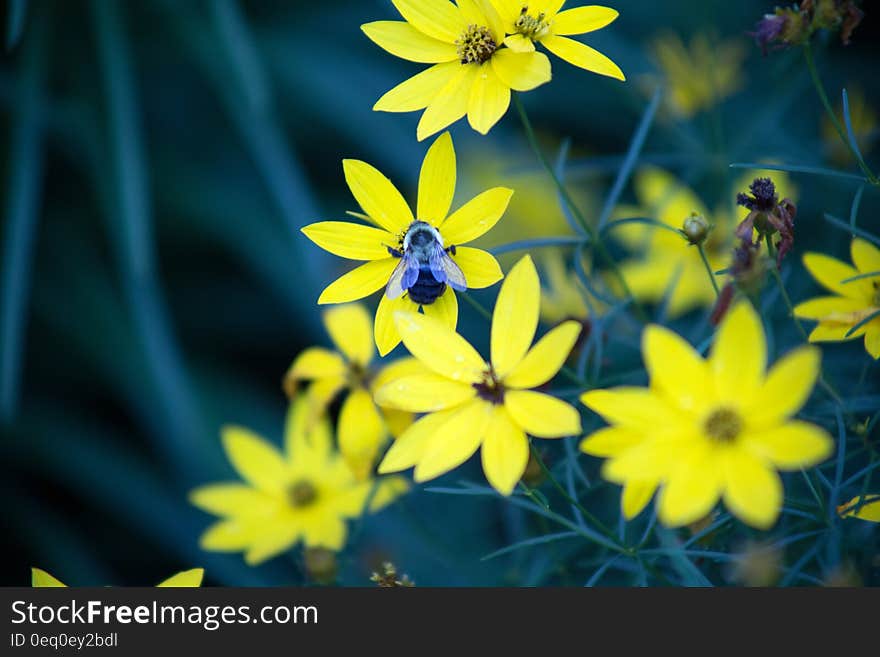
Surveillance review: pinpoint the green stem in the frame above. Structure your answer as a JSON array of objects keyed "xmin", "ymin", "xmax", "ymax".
[
  {"xmin": 696, "ymin": 244, "xmax": 720, "ymax": 297},
  {"xmin": 512, "ymin": 93, "xmax": 648, "ymax": 322},
  {"xmin": 803, "ymin": 43, "xmax": 877, "ymax": 185}
]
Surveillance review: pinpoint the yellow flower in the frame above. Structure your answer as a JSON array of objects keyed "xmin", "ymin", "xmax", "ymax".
[
  {"xmin": 837, "ymin": 495, "xmax": 880, "ymax": 522},
  {"xmin": 362, "ymin": 0, "xmax": 552, "ymax": 140},
  {"xmin": 284, "ymin": 303, "xmax": 422, "ymax": 480},
  {"xmin": 375, "ymin": 255, "xmax": 583, "ymax": 495},
  {"xmin": 793, "ymin": 238, "xmax": 880, "ymax": 359},
  {"xmin": 539, "ymin": 249, "xmax": 591, "ymax": 324},
  {"xmin": 581, "ymin": 301, "xmax": 833, "ymax": 529},
  {"xmin": 31, "ymin": 568, "xmax": 204, "ymax": 587},
  {"xmin": 302, "ymin": 132, "xmax": 509, "ymax": 356},
  {"xmin": 190, "ymin": 395, "xmax": 408, "ymax": 566},
  {"xmin": 611, "ymin": 166, "xmax": 795, "ymax": 316},
  {"xmin": 492, "ymin": 1, "xmax": 624, "ymax": 80},
  {"xmin": 647, "ymin": 32, "xmax": 745, "ymax": 118}
]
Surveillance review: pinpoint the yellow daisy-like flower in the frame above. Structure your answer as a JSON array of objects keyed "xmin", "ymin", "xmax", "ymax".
[
  {"xmin": 837, "ymin": 495, "xmax": 880, "ymax": 522},
  {"xmin": 611, "ymin": 167, "xmax": 794, "ymax": 317},
  {"xmin": 492, "ymin": 1, "xmax": 624, "ymax": 80},
  {"xmin": 362, "ymin": 0, "xmax": 552, "ymax": 140},
  {"xmin": 31, "ymin": 568, "xmax": 204, "ymax": 587},
  {"xmin": 580, "ymin": 301, "xmax": 833, "ymax": 529},
  {"xmin": 539, "ymin": 249, "xmax": 591, "ymax": 325},
  {"xmin": 793, "ymin": 238, "xmax": 880, "ymax": 360},
  {"xmin": 284, "ymin": 303, "xmax": 422, "ymax": 480},
  {"xmin": 301, "ymin": 132, "xmax": 510, "ymax": 356},
  {"xmin": 375, "ymin": 255, "xmax": 583, "ymax": 495},
  {"xmin": 190, "ymin": 396, "xmax": 408, "ymax": 566}
]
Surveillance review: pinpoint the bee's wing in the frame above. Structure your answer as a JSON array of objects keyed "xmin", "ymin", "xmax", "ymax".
[
  {"xmin": 385, "ymin": 254, "xmax": 419, "ymax": 299},
  {"xmin": 431, "ymin": 249, "xmax": 467, "ymax": 292}
]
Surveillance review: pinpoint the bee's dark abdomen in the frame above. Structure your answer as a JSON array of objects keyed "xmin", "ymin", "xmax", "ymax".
[{"xmin": 408, "ymin": 266, "xmax": 446, "ymax": 305}]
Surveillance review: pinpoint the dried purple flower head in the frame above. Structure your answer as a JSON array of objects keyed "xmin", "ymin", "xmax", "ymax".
[
  {"xmin": 752, "ymin": 12, "xmax": 788, "ymax": 54},
  {"xmin": 734, "ymin": 177, "xmax": 797, "ymax": 266},
  {"xmin": 749, "ymin": 7, "xmax": 810, "ymax": 53},
  {"xmin": 737, "ymin": 177, "xmax": 779, "ymax": 212}
]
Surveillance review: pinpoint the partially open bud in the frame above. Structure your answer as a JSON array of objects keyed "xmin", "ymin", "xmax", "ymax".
[
  {"xmin": 520, "ymin": 451, "xmax": 546, "ymax": 489},
  {"xmin": 304, "ymin": 548, "xmax": 338, "ymax": 585},
  {"xmin": 681, "ymin": 212, "xmax": 711, "ymax": 245}
]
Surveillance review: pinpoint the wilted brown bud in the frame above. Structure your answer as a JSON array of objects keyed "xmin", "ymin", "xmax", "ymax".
[
  {"xmin": 521, "ymin": 451, "xmax": 546, "ymax": 489},
  {"xmin": 304, "ymin": 548, "xmax": 338, "ymax": 585}
]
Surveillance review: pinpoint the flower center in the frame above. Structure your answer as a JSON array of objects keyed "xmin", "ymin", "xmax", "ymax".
[
  {"xmin": 515, "ymin": 7, "xmax": 551, "ymax": 40},
  {"xmin": 456, "ymin": 25, "xmax": 497, "ymax": 64},
  {"xmin": 346, "ymin": 361, "xmax": 371, "ymax": 389},
  {"xmin": 473, "ymin": 366, "xmax": 504, "ymax": 404},
  {"xmin": 289, "ymin": 480, "xmax": 318, "ymax": 507},
  {"xmin": 704, "ymin": 407, "xmax": 743, "ymax": 443}
]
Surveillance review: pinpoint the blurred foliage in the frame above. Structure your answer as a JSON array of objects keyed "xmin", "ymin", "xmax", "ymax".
[{"xmin": 0, "ymin": 0, "xmax": 878, "ymax": 586}]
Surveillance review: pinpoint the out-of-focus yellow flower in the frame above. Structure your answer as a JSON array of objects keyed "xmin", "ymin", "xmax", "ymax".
[
  {"xmin": 362, "ymin": 1, "xmax": 551, "ymax": 140},
  {"xmin": 837, "ymin": 494, "xmax": 880, "ymax": 521},
  {"xmin": 539, "ymin": 249, "xmax": 591, "ymax": 324},
  {"xmin": 302, "ymin": 133, "xmax": 508, "ymax": 356},
  {"xmin": 31, "ymin": 568, "xmax": 204, "ymax": 587},
  {"xmin": 610, "ymin": 166, "xmax": 794, "ymax": 317},
  {"xmin": 581, "ymin": 301, "xmax": 832, "ymax": 528},
  {"xmin": 491, "ymin": 1, "xmax": 624, "ymax": 79},
  {"xmin": 794, "ymin": 238, "xmax": 880, "ymax": 359},
  {"xmin": 376, "ymin": 255, "xmax": 582, "ymax": 495},
  {"xmin": 190, "ymin": 396, "xmax": 408, "ymax": 566},
  {"xmin": 647, "ymin": 32, "xmax": 745, "ymax": 118},
  {"xmin": 284, "ymin": 303, "xmax": 422, "ymax": 480},
  {"xmin": 822, "ymin": 86, "xmax": 877, "ymax": 166}
]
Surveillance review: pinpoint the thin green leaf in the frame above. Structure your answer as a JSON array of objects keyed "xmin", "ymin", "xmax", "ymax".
[
  {"xmin": 824, "ymin": 213, "xmax": 880, "ymax": 247},
  {"xmin": 601, "ymin": 216, "xmax": 685, "ymax": 238},
  {"xmin": 842, "ymin": 89, "xmax": 866, "ymax": 168},
  {"xmin": 490, "ymin": 236, "xmax": 585, "ymax": 256},
  {"xmin": 845, "ymin": 309, "xmax": 880, "ymax": 337},
  {"xmin": 730, "ymin": 162, "xmax": 868, "ymax": 183},
  {"xmin": 840, "ymin": 270, "xmax": 880, "ymax": 283},
  {"xmin": 480, "ymin": 532, "xmax": 579, "ymax": 561}
]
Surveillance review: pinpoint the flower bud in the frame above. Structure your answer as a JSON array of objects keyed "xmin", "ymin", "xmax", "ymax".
[
  {"xmin": 304, "ymin": 548, "xmax": 338, "ymax": 585},
  {"xmin": 681, "ymin": 212, "xmax": 711, "ymax": 245}
]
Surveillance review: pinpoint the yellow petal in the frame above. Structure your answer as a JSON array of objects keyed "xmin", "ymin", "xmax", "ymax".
[
  {"xmin": 579, "ymin": 425, "xmax": 644, "ymax": 457},
  {"xmin": 541, "ymin": 34, "xmax": 624, "ymax": 80},
  {"xmin": 361, "ymin": 21, "xmax": 459, "ymax": 63},
  {"xmin": 504, "ymin": 389, "xmax": 582, "ymax": 437},
  {"xmin": 324, "ymin": 303, "xmax": 375, "ymax": 367},
  {"xmin": 468, "ymin": 66, "xmax": 511, "ymax": 135},
  {"xmin": 460, "ymin": 0, "xmax": 505, "ymax": 42},
  {"xmin": 621, "ymin": 480, "xmax": 657, "ymax": 520},
  {"xmin": 867, "ymin": 325, "xmax": 880, "ymax": 359},
  {"xmin": 803, "ymin": 252, "xmax": 868, "ymax": 300},
  {"xmin": 374, "ymin": 61, "xmax": 460, "ymax": 112},
  {"xmin": 201, "ymin": 518, "xmax": 265, "ymax": 552},
  {"xmin": 851, "ymin": 238, "xmax": 880, "ymax": 275},
  {"xmin": 285, "ymin": 347, "xmax": 346, "ymax": 384},
  {"xmin": 656, "ymin": 443, "xmax": 721, "ymax": 527},
  {"xmin": 189, "ymin": 484, "xmax": 275, "ymax": 517},
  {"xmin": 246, "ymin": 523, "xmax": 307, "ymax": 564},
  {"xmin": 721, "ymin": 448, "xmax": 782, "ymax": 529},
  {"xmin": 301, "ymin": 221, "xmax": 394, "ymax": 261},
  {"xmin": 32, "ymin": 568, "xmax": 66, "ymax": 587},
  {"xmin": 809, "ymin": 321, "xmax": 866, "ymax": 342},
  {"xmin": 374, "ymin": 373, "xmax": 476, "ymax": 412},
  {"xmin": 343, "ymin": 159, "xmax": 414, "ymax": 234},
  {"xmin": 414, "ymin": 400, "xmax": 492, "ymax": 481},
  {"xmin": 454, "ymin": 247, "xmax": 504, "ymax": 288},
  {"xmin": 746, "ymin": 346, "xmax": 820, "ymax": 427},
  {"xmin": 552, "ymin": 6, "xmax": 619, "ymax": 35},
  {"xmin": 643, "ymin": 324, "xmax": 712, "ymax": 412},
  {"xmin": 318, "ymin": 259, "xmax": 399, "ymax": 304},
  {"xmin": 504, "ymin": 33, "xmax": 536, "ymax": 52},
  {"xmin": 838, "ymin": 495, "xmax": 880, "ymax": 522},
  {"xmin": 505, "ymin": 320, "xmax": 582, "ymax": 389},
  {"xmin": 793, "ymin": 295, "xmax": 868, "ymax": 319},
  {"xmin": 381, "ymin": 407, "xmax": 416, "ymax": 438},
  {"xmin": 371, "ymin": 356, "xmax": 429, "ymax": 393},
  {"xmin": 394, "ymin": 310, "xmax": 485, "ymax": 382},
  {"xmin": 374, "ymin": 293, "xmax": 417, "ymax": 356},
  {"xmin": 157, "ymin": 569, "xmax": 204, "ymax": 587},
  {"xmin": 418, "ymin": 132, "xmax": 456, "ymax": 225},
  {"xmin": 580, "ymin": 387, "xmax": 681, "ymax": 429},
  {"xmin": 491, "ymin": 254, "xmax": 540, "ymax": 377},
  {"xmin": 391, "ymin": 0, "xmax": 463, "ymax": 43},
  {"xmin": 368, "ymin": 476, "xmax": 411, "ymax": 511},
  {"xmin": 379, "ymin": 408, "xmax": 457, "ymax": 473},
  {"xmin": 710, "ymin": 301, "xmax": 765, "ymax": 406},
  {"xmin": 481, "ymin": 405, "xmax": 529, "ymax": 495},
  {"xmin": 285, "ymin": 393, "xmax": 333, "ymax": 463},
  {"xmin": 221, "ymin": 426, "xmax": 287, "ymax": 494},
  {"xmin": 417, "ymin": 64, "xmax": 478, "ymax": 141},
  {"xmin": 339, "ymin": 388, "xmax": 387, "ymax": 480},
  {"xmin": 490, "ymin": 49, "xmax": 552, "ymax": 91},
  {"xmin": 441, "ymin": 187, "xmax": 513, "ymax": 245},
  {"xmin": 602, "ymin": 435, "xmax": 692, "ymax": 483},
  {"xmin": 422, "ymin": 288, "xmax": 459, "ymax": 330},
  {"xmin": 300, "ymin": 376, "xmax": 346, "ymax": 426},
  {"xmin": 743, "ymin": 421, "xmax": 833, "ymax": 471}
]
